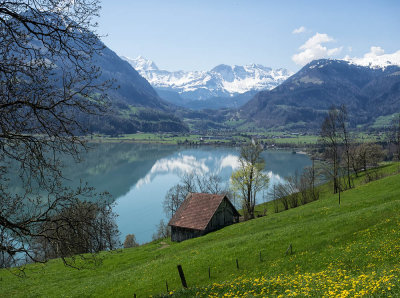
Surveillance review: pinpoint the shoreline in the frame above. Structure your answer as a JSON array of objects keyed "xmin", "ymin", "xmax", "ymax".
[{"xmin": 86, "ymin": 138, "xmax": 315, "ymax": 157}]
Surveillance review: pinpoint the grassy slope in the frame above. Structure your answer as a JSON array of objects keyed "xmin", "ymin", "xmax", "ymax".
[{"xmin": 1, "ymin": 165, "xmax": 400, "ymax": 297}]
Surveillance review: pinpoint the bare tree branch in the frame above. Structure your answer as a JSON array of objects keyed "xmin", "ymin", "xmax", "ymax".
[{"xmin": 0, "ymin": 1, "xmax": 118, "ymax": 269}]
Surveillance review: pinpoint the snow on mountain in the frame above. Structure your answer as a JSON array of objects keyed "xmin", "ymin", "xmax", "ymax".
[
  {"xmin": 344, "ymin": 47, "xmax": 400, "ymax": 69},
  {"xmin": 122, "ymin": 55, "xmax": 159, "ymax": 71},
  {"xmin": 121, "ymin": 56, "xmax": 293, "ymax": 101}
]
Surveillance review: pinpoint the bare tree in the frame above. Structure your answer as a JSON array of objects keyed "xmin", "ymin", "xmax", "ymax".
[
  {"xmin": 163, "ymin": 172, "xmax": 229, "ymax": 220},
  {"xmin": 349, "ymin": 144, "xmax": 362, "ymax": 177},
  {"xmin": 179, "ymin": 172, "xmax": 197, "ymax": 195},
  {"xmin": 320, "ymin": 106, "xmax": 341, "ymax": 194},
  {"xmin": 33, "ymin": 199, "xmax": 120, "ymax": 262},
  {"xmin": 337, "ymin": 105, "xmax": 353, "ymax": 189},
  {"xmin": 196, "ymin": 174, "xmax": 227, "ymax": 194},
  {"xmin": 152, "ymin": 219, "xmax": 171, "ymax": 241},
  {"xmin": 272, "ymin": 185, "xmax": 280, "ymax": 213},
  {"xmin": 123, "ymin": 234, "xmax": 139, "ymax": 249},
  {"xmin": 299, "ymin": 167, "xmax": 319, "ymax": 205},
  {"xmin": 275, "ymin": 162, "xmax": 319, "ymax": 211},
  {"xmin": 275, "ymin": 174, "xmax": 299, "ymax": 210},
  {"xmin": 163, "ymin": 184, "xmax": 187, "ymax": 219},
  {"xmin": 349, "ymin": 143, "xmax": 384, "ymax": 174},
  {"xmin": 274, "ymin": 183, "xmax": 290, "ymax": 211},
  {"xmin": 0, "ymin": 1, "xmax": 115, "ymax": 268},
  {"xmin": 388, "ymin": 114, "xmax": 400, "ymax": 161},
  {"xmin": 230, "ymin": 142, "xmax": 269, "ymax": 219},
  {"xmin": 356, "ymin": 143, "xmax": 384, "ymax": 181}
]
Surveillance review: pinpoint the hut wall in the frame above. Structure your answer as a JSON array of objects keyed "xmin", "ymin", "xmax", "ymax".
[
  {"xmin": 171, "ymin": 226, "xmax": 204, "ymax": 242},
  {"xmin": 205, "ymin": 198, "xmax": 236, "ymax": 233}
]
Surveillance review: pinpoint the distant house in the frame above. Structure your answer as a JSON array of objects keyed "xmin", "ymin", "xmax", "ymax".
[{"xmin": 168, "ymin": 193, "xmax": 240, "ymax": 242}]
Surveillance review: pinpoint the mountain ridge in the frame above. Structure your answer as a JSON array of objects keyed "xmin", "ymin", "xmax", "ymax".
[
  {"xmin": 79, "ymin": 46, "xmax": 189, "ymax": 133},
  {"xmin": 238, "ymin": 59, "xmax": 400, "ymax": 130},
  {"xmin": 121, "ymin": 56, "xmax": 293, "ymax": 103}
]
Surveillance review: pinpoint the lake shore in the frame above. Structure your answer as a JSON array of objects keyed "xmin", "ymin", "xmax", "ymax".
[{"xmin": 86, "ymin": 132, "xmax": 319, "ymax": 154}]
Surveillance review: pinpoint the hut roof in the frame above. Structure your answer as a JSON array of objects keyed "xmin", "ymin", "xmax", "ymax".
[{"xmin": 168, "ymin": 193, "xmax": 239, "ymax": 231}]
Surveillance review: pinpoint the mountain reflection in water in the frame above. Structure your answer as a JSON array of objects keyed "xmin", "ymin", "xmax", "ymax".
[{"xmin": 62, "ymin": 144, "xmax": 311, "ymax": 244}]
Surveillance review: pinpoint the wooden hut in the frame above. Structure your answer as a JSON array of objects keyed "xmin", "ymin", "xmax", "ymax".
[{"xmin": 168, "ymin": 193, "xmax": 240, "ymax": 242}]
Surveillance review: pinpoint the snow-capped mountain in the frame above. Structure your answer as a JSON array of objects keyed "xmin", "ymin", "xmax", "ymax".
[
  {"xmin": 240, "ymin": 58, "xmax": 400, "ymax": 129},
  {"xmin": 344, "ymin": 47, "xmax": 400, "ymax": 69},
  {"xmin": 121, "ymin": 56, "xmax": 293, "ymax": 101}
]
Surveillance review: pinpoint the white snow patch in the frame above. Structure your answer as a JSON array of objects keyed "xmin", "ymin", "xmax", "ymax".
[{"xmin": 344, "ymin": 47, "xmax": 400, "ymax": 69}]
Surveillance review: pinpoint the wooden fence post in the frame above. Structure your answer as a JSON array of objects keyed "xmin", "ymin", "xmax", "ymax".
[
  {"xmin": 166, "ymin": 280, "xmax": 169, "ymax": 292},
  {"xmin": 286, "ymin": 243, "xmax": 293, "ymax": 255},
  {"xmin": 236, "ymin": 258, "xmax": 239, "ymax": 269},
  {"xmin": 208, "ymin": 266, "xmax": 211, "ymax": 279},
  {"xmin": 177, "ymin": 264, "xmax": 188, "ymax": 288}
]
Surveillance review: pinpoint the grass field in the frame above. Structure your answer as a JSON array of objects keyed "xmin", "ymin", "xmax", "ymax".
[
  {"xmin": 89, "ymin": 131, "xmax": 384, "ymax": 148},
  {"xmin": 1, "ymin": 164, "xmax": 400, "ymax": 297}
]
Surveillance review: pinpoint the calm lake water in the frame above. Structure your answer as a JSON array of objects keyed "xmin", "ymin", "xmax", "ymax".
[{"xmin": 63, "ymin": 143, "xmax": 311, "ymax": 244}]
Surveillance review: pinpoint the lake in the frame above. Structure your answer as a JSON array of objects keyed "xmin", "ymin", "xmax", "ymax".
[{"xmin": 63, "ymin": 143, "xmax": 311, "ymax": 244}]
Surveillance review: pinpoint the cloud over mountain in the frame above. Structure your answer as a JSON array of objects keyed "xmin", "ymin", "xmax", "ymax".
[
  {"xmin": 292, "ymin": 33, "xmax": 342, "ymax": 65},
  {"xmin": 344, "ymin": 46, "xmax": 400, "ymax": 68}
]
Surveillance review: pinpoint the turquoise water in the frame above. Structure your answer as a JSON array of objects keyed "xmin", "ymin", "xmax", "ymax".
[{"xmin": 63, "ymin": 143, "xmax": 311, "ymax": 244}]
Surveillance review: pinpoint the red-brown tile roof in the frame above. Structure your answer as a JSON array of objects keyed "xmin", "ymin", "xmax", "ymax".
[{"xmin": 168, "ymin": 193, "xmax": 237, "ymax": 230}]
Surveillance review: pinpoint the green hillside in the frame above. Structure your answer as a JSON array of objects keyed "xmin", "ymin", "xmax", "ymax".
[{"xmin": 1, "ymin": 164, "xmax": 400, "ymax": 297}]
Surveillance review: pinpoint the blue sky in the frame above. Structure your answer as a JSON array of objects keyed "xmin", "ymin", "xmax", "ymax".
[{"xmin": 98, "ymin": 0, "xmax": 400, "ymax": 72}]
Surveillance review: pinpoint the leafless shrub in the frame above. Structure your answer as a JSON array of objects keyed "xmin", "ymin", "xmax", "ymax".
[
  {"xmin": 32, "ymin": 198, "xmax": 120, "ymax": 266},
  {"xmin": 123, "ymin": 234, "xmax": 139, "ymax": 248},
  {"xmin": 152, "ymin": 219, "xmax": 171, "ymax": 241}
]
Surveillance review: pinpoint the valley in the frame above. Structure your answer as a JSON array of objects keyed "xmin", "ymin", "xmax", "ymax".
[
  {"xmin": 1, "ymin": 2, "xmax": 400, "ymax": 298},
  {"xmin": 85, "ymin": 46, "xmax": 400, "ymax": 135}
]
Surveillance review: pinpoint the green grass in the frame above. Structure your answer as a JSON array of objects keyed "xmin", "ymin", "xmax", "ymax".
[
  {"xmin": 254, "ymin": 162, "xmax": 400, "ymax": 216},
  {"xmin": 371, "ymin": 113, "xmax": 400, "ymax": 129},
  {"xmin": 90, "ymin": 133, "xmax": 199, "ymax": 144},
  {"xmin": 1, "ymin": 164, "xmax": 400, "ymax": 297},
  {"xmin": 89, "ymin": 130, "xmax": 386, "ymax": 148}
]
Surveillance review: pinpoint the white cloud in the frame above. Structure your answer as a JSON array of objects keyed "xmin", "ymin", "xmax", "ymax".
[
  {"xmin": 292, "ymin": 26, "xmax": 306, "ymax": 34},
  {"xmin": 218, "ymin": 155, "xmax": 240, "ymax": 172},
  {"xmin": 292, "ymin": 32, "xmax": 343, "ymax": 65},
  {"xmin": 135, "ymin": 154, "xmax": 209, "ymax": 188},
  {"xmin": 368, "ymin": 46, "xmax": 385, "ymax": 56},
  {"xmin": 344, "ymin": 46, "xmax": 400, "ymax": 68}
]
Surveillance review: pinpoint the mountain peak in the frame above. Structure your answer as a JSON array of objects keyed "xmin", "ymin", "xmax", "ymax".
[
  {"xmin": 211, "ymin": 64, "xmax": 232, "ymax": 71},
  {"xmin": 121, "ymin": 55, "xmax": 159, "ymax": 71},
  {"xmin": 344, "ymin": 48, "xmax": 400, "ymax": 69},
  {"xmin": 122, "ymin": 57, "xmax": 293, "ymax": 102}
]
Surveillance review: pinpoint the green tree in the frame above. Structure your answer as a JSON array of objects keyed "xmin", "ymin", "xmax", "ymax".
[{"xmin": 230, "ymin": 142, "xmax": 269, "ymax": 220}]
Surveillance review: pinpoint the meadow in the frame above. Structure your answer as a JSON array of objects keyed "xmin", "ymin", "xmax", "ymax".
[
  {"xmin": 1, "ymin": 163, "xmax": 399, "ymax": 297},
  {"xmin": 89, "ymin": 131, "xmax": 383, "ymax": 148}
]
